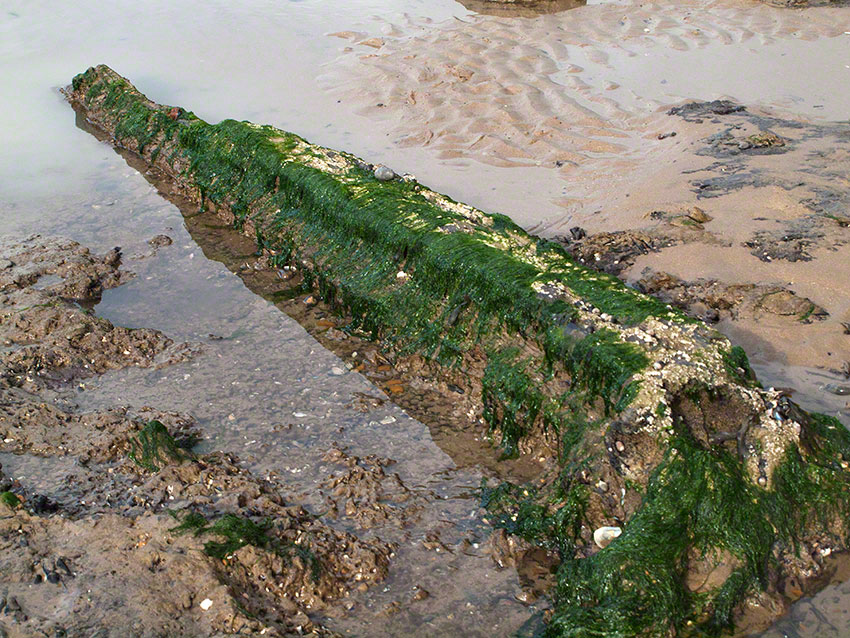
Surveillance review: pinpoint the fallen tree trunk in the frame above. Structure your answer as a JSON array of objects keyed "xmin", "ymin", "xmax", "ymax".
[{"xmin": 67, "ymin": 65, "xmax": 850, "ymax": 637}]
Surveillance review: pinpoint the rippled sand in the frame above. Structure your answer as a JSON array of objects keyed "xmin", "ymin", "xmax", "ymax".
[
  {"xmin": 321, "ymin": 0, "xmax": 850, "ymax": 433},
  {"xmin": 322, "ymin": 0, "xmax": 850, "ymax": 177}
]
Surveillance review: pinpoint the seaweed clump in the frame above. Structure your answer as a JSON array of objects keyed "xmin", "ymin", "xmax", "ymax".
[
  {"xmin": 483, "ymin": 409, "xmax": 850, "ymax": 637},
  {"xmin": 170, "ymin": 510, "xmax": 321, "ymax": 582},
  {"xmin": 0, "ymin": 491, "xmax": 21, "ymax": 508},
  {"xmin": 67, "ymin": 66, "xmax": 682, "ymax": 465},
  {"xmin": 128, "ymin": 420, "xmax": 193, "ymax": 472}
]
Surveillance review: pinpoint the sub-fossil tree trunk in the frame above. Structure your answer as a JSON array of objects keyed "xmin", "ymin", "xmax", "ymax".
[{"xmin": 68, "ymin": 65, "xmax": 850, "ymax": 637}]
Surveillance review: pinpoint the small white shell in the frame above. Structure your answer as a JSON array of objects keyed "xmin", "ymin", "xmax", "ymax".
[
  {"xmin": 200, "ymin": 598, "xmax": 213, "ymax": 611},
  {"xmin": 593, "ymin": 526, "xmax": 622, "ymax": 549}
]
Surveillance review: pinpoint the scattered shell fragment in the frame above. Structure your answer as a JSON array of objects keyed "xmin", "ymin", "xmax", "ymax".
[
  {"xmin": 199, "ymin": 598, "xmax": 213, "ymax": 611},
  {"xmin": 593, "ymin": 526, "xmax": 622, "ymax": 549}
]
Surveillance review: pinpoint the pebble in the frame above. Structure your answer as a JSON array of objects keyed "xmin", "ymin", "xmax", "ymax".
[
  {"xmin": 330, "ymin": 366, "xmax": 346, "ymax": 376},
  {"xmin": 687, "ymin": 207, "xmax": 713, "ymax": 223},
  {"xmin": 595, "ymin": 480, "xmax": 608, "ymax": 492},
  {"xmin": 147, "ymin": 234, "xmax": 173, "ymax": 248},
  {"xmin": 374, "ymin": 165, "xmax": 396, "ymax": 181},
  {"xmin": 615, "ymin": 440, "xmax": 625, "ymax": 453},
  {"xmin": 199, "ymin": 598, "xmax": 213, "ymax": 611},
  {"xmin": 593, "ymin": 526, "xmax": 622, "ymax": 549},
  {"xmin": 303, "ymin": 295, "xmax": 318, "ymax": 306},
  {"xmin": 411, "ymin": 587, "xmax": 430, "ymax": 602},
  {"xmin": 380, "ymin": 416, "xmax": 397, "ymax": 425},
  {"xmin": 825, "ymin": 384, "xmax": 850, "ymax": 396}
]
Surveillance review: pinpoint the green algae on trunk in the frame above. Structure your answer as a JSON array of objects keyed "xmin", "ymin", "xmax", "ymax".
[{"xmin": 66, "ymin": 65, "xmax": 850, "ymax": 637}]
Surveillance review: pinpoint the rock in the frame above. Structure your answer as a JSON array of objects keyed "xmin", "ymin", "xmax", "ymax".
[
  {"xmin": 746, "ymin": 131, "xmax": 785, "ymax": 149},
  {"xmin": 685, "ymin": 550, "xmax": 739, "ymax": 593},
  {"xmin": 147, "ymin": 234, "xmax": 173, "ymax": 249},
  {"xmin": 562, "ymin": 229, "xmax": 659, "ymax": 275},
  {"xmin": 374, "ymin": 165, "xmax": 396, "ymax": 181},
  {"xmin": 758, "ymin": 290, "xmax": 825, "ymax": 319},
  {"xmin": 668, "ymin": 100, "xmax": 746, "ymax": 122},
  {"xmin": 687, "ymin": 207, "xmax": 712, "ymax": 224},
  {"xmin": 0, "ymin": 259, "xmax": 12, "ymax": 270},
  {"xmin": 593, "ymin": 526, "xmax": 622, "ymax": 549},
  {"xmin": 411, "ymin": 587, "xmax": 430, "ymax": 602},
  {"xmin": 303, "ymin": 295, "xmax": 318, "ymax": 306},
  {"xmin": 824, "ymin": 384, "xmax": 850, "ymax": 396}
]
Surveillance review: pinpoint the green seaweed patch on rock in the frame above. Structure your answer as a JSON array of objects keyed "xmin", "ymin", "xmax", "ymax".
[
  {"xmin": 129, "ymin": 419, "xmax": 195, "ymax": 472},
  {"xmin": 170, "ymin": 511, "xmax": 322, "ymax": 581},
  {"xmin": 485, "ymin": 408, "xmax": 850, "ymax": 637},
  {"xmin": 0, "ymin": 491, "xmax": 21, "ymax": 509}
]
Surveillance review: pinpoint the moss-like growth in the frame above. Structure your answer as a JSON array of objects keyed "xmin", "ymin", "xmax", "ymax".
[
  {"xmin": 128, "ymin": 420, "xmax": 193, "ymax": 472},
  {"xmin": 0, "ymin": 491, "xmax": 21, "ymax": 508},
  {"xmin": 67, "ymin": 70, "xmax": 669, "ymax": 459},
  {"xmin": 484, "ymin": 410, "xmax": 850, "ymax": 637},
  {"xmin": 722, "ymin": 346, "xmax": 760, "ymax": 389}
]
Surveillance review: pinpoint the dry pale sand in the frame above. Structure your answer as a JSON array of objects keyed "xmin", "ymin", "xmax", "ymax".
[{"xmin": 320, "ymin": 0, "xmax": 850, "ymax": 427}]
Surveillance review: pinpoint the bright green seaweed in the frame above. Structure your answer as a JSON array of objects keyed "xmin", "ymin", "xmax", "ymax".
[{"xmin": 72, "ymin": 65, "xmax": 667, "ymax": 455}]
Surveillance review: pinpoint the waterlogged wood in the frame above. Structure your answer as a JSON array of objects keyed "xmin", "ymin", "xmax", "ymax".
[{"xmin": 67, "ymin": 65, "xmax": 850, "ymax": 637}]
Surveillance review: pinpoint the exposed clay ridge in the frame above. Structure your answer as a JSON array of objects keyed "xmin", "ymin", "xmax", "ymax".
[{"xmin": 66, "ymin": 65, "xmax": 850, "ymax": 637}]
